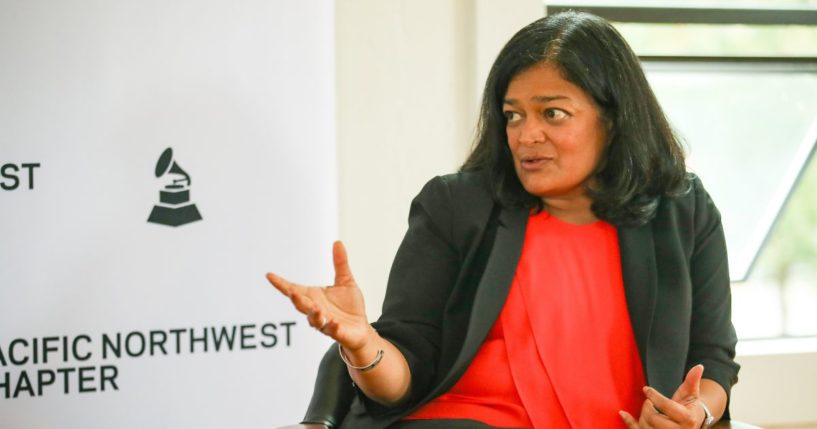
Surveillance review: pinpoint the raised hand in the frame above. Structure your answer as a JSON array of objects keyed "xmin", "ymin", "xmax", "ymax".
[
  {"xmin": 620, "ymin": 365, "xmax": 707, "ymax": 429},
  {"xmin": 266, "ymin": 241, "xmax": 374, "ymax": 352}
]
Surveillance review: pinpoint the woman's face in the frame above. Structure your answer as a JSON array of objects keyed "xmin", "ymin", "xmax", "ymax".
[{"xmin": 503, "ymin": 61, "xmax": 608, "ymax": 201}]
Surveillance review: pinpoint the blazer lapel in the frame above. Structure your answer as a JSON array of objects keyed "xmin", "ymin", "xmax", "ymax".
[
  {"xmin": 618, "ymin": 222, "xmax": 658, "ymax": 374},
  {"xmin": 433, "ymin": 205, "xmax": 528, "ymax": 393},
  {"xmin": 428, "ymin": 209, "xmax": 658, "ymax": 396}
]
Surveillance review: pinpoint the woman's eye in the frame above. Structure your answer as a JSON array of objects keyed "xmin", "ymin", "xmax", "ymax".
[
  {"xmin": 545, "ymin": 108, "xmax": 568, "ymax": 120},
  {"xmin": 504, "ymin": 111, "xmax": 521, "ymax": 122}
]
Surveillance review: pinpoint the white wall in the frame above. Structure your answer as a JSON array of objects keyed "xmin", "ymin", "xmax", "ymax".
[
  {"xmin": 335, "ymin": 0, "xmax": 541, "ymax": 322},
  {"xmin": 732, "ymin": 339, "xmax": 817, "ymax": 427},
  {"xmin": 335, "ymin": 1, "xmax": 817, "ymax": 427},
  {"xmin": 336, "ymin": 0, "xmax": 473, "ymax": 320}
]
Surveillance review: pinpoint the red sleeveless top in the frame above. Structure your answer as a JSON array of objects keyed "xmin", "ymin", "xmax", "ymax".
[{"xmin": 405, "ymin": 211, "xmax": 646, "ymax": 428}]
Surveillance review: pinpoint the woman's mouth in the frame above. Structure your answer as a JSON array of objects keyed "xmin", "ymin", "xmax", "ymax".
[{"xmin": 520, "ymin": 156, "xmax": 553, "ymax": 170}]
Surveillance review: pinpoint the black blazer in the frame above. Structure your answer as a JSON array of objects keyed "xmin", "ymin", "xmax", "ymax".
[{"xmin": 330, "ymin": 171, "xmax": 739, "ymax": 428}]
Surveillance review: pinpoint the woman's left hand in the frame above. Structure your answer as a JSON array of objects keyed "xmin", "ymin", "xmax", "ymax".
[{"xmin": 619, "ymin": 364, "xmax": 707, "ymax": 429}]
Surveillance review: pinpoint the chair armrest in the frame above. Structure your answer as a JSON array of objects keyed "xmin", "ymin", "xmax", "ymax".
[{"xmin": 299, "ymin": 343, "xmax": 356, "ymax": 428}]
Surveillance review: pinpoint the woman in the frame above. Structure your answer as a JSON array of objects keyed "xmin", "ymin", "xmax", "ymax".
[{"xmin": 267, "ymin": 11, "xmax": 739, "ymax": 429}]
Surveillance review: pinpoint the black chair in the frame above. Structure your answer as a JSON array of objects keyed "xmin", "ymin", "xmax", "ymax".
[{"xmin": 278, "ymin": 346, "xmax": 761, "ymax": 429}]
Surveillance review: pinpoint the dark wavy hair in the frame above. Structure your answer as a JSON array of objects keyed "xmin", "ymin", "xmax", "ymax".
[{"xmin": 461, "ymin": 11, "xmax": 688, "ymax": 226}]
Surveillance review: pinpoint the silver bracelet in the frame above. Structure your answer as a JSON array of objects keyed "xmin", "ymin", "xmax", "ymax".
[
  {"xmin": 338, "ymin": 343, "xmax": 384, "ymax": 372},
  {"xmin": 699, "ymin": 400, "xmax": 715, "ymax": 429}
]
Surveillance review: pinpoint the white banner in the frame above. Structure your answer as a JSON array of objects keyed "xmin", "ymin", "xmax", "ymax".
[{"xmin": 0, "ymin": 1, "xmax": 335, "ymax": 427}]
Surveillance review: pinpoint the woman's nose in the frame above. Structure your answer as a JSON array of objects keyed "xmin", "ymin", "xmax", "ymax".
[{"xmin": 518, "ymin": 118, "xmax": 546, "ymax": 145}]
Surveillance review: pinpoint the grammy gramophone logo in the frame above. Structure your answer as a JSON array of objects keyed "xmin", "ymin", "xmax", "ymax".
[{"xmin": 147, "ymin": 148, "xmax": 203, "ymax": 227}]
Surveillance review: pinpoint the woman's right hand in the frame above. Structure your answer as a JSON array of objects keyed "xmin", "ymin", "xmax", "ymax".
[
  {"xmin": 269, "ymin": 241, "xmax": 412, "ymax": 406},
  {"xmin": 266, "ymin": 240, "xmax": 374, "ymax": 352}
]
